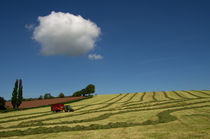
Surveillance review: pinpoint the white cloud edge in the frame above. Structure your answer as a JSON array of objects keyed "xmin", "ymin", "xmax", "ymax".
[
  {"xmin": 32, "ymin": 11, "xmax": 101, "ymax": 57},
  {"xmin": 88, "ymin": 54, "xmax": 103, "ymax": 60}
]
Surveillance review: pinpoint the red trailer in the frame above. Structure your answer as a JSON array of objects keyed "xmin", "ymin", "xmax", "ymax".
[
  {"xmin": 51, "ymin": 103, "xmax": 64, "ymax": 112},
  {"xmin": 51, "ymin": 103, "xmax": 74, "ymax": 112}
]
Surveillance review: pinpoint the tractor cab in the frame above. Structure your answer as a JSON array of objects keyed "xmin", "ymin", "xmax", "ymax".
[{"xmin": 64, "ymin": 105, "xmax": 74, "ymax": 112}]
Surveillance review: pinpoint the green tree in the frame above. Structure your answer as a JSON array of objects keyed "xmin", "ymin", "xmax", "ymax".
[
  {"xmin": 17, "ymin": 79, "xmax": 23, "ymax": 108},
  {"xmin": 80, "ymin": 89, "xmax": 86, "ymax": 96},
  {"xmin": 11, "ymin": 79, "xmax": 18, "ymax": 109},
  {"xmin": 0, "ymin": 97, "xmax": 6, "ymax": 110},
  {"xmin": 58, "ymin": 92, "xmax": 65, "ymax": 98},
  {"xmin": 72, "ymin": 90, "xmax": 83, "ymax": 97},
  {"xmin": 85, "ymin": 84, "xmax": 95, "ymax": 96},
  {"xmin": 72, "ymin": 84, "xmax": 95, "ymax": 97},
  {"xmin": 44, "ymin": 93, "xmax": 53, "ymax": 99}
]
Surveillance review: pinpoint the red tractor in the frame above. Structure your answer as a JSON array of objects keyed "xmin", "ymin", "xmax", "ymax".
[{"xmin": 51, "ymin": 103, "xmax": 74, "ymax": 112}]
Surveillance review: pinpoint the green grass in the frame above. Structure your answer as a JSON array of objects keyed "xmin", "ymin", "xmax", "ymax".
[{"xmin": 1, "ymin": 90, "xmax": 210, "ymax": 138}]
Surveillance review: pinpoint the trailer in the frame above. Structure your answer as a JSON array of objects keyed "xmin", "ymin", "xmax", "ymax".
[{"xmin": 51, "ymin": 103, "xmax": 74, "ymax": 112}]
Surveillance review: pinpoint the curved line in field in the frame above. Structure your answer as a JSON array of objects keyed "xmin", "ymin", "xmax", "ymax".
[
  {"xmin": 0, "ymin": 112, "xmax": 55, "ymax": 124},
  {"xmin": 0, "ymin": 94, "xmax": 128, "ymax": 125},
  {"xmin": 7, "ymin": 98, "xmax": 210, "ymax": 129},
  {"xmin": 152, "ymin": 92, "xmax": 158, "ymax": 101},
  {"xmin": 2, "ymin": 96, "xmax": 209, "ymax": 126},
  {"xmin": 140, "ymin": 92, "xmax": 146, "ymax": 102},
  {"xmin": 75, "ymin": 94, "xmax": 122, "ymax": 111},
  {"xmin": 163, "ymin": 91, "xmax": 175, "ymax": 100},
  {"xmin": 173, "ymin": 91, "xmax": 189, "ymax": 99},
  {"xmin": 123, "ymin": 93, "xmax": 138, "ymax": 103},
  {"xmin": 1, "ymin": 104, "xmax": 210, "ymax": 137},
  {"xmin": 79, "ymin": 93, "xmax": 129, "ymax": 112},
  {"xmin": 121, "ymin": 93, "xmax": 138, "ymax": 106},
  {"xmin": 0, "ymin": 111, "xmax": 51, "ymax": 121},
  {"xmin": 196, "ymin": 91, "xmax": 210, "ymax": 97},
  {"xmin": 182, "ymin": 90, "xmax": 203, "ymax": 98}
]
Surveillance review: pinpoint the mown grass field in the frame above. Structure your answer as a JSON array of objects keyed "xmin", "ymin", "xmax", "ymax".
[{"xmin": 0, "ymin": 90, "xmax": 210, "ymax": 139}]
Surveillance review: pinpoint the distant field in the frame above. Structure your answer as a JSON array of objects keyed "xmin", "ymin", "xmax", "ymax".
[{"xmin": 0, "ymin": 90, "xmax": 210, "ymax": 139}]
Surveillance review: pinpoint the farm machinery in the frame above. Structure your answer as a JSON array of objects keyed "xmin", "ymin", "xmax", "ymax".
[{"xmin": 51, "ymin": 103, "xmax": 74, "ymax": 112}]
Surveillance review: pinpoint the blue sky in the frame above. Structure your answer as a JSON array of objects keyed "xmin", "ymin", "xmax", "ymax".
[{"xmin": 0, "ymin": 0, "xmax": 210, "ymax": 100}]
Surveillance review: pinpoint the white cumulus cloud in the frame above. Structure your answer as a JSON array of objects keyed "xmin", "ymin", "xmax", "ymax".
[
  {"xmin": 33, "ymin": 11, "xmax": 101, "ymax": 56},
  {"xmin": 88, "ymin": 54, "xmax": 103, "ymax": 60}
]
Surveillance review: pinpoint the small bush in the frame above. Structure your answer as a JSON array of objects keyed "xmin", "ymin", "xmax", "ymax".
[
  {"xmin": 44, "ymin": 93, "xmax": 54, "ymax": 99},
  {"xmin": 58, "ymin": 93, "xmax": 64, "ymax": 98}
]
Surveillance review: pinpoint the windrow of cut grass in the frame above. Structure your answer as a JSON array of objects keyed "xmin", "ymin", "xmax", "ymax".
[
  {"xmin": 0, "ymin": 97, "xmax": 94, "ymax": 123},
  {"xmin": 0, "ymin": 90, "xmax": 210, "ymax": 138},
  {"xmin": 77, "ymin": 94, "xmax": 121, "ymax": 106},
  {"xmin": 0, "ymin": 94, "xmax": 129, "ymax": 127},
  {"xmin": 142, "ymin": 92, "xmax": 154, "ymax": 102},
  {"xmin": 172, "ymin": 91, "xmax": 189, "ymax": 99},
  {"xmin": 122, "ymin": 93, "xmax": 138, "ymax": 105},
  {"xmin": 152, "ymin": 92, "xmax": 158, "ymax": 102},
  {"xmin": 0, "ymin": 97, "xmax": 92, "ymax": 119},
  {"xmin": 195, "ymin": 90, "xmax": 210, "ymax": 96},
  {"xmin": 122, "ymin": 93, "xmax": 137, "ymax": 104},
  {"xmin": 80, "ymin": 93, "xmax": 129, "ymax": 112},
  {"xmin": 163, "ymin": 91, "xmax": 175, "ymax": 100},
  {"xmin": 7, "ymin": 97, "xmax": 210, "ymax": 129},
  {"xmin": 0, "ymin": 111, "xmax": 50, "ymax": 121},
  {"xmin": 182, "ymin": 90, "xmax": 204, "ymax": 98},
  {"xmin": 140, "ymin": 92, "xmax": 146, "ymax": 102},
  {"xmin": 191, "ymin": 90, "xmax": 210, "ymax": 97},
  {"xmin": 153, "ymin": 91, "xmax": 169, "ymax": 101},
  {"xmin": 1, "ymin": 93, "xmax": 208, "ymax": 125},
  {"xmin": 176, "ymin": 91, "xmax": 198, "ymax": 99},
  {"xmin": 2, "ymin": 93, "xmax": 210, "ymax": 129},
  {"xmin": 0, "ymin": 103, "xmax": 209, "ymax": 137},
  {"xmin": 74, "ymin": 94, "xmax": 122, "ymax": 111}
]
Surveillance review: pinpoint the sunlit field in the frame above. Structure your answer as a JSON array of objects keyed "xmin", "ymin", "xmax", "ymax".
[{"xmin": 1, "ymin": 90, "xmax": 210, "ymax": 139}]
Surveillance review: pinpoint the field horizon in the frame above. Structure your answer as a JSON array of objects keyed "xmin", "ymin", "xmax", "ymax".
[{"xmin": 1, "ymin": 90, "xmax": 210, "ymax": 138}]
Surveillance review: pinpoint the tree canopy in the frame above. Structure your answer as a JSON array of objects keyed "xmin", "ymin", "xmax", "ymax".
[
  {"xmin": 72, "ymin": 84, "xmax": 95, "ymax": 97},
  {"xmin": 44, "ymin": 93, "xmax": 54, "ymax": 99},
  {"xmin": 58, "ymin": 92, "xmax": 65, "ymax": 98}
]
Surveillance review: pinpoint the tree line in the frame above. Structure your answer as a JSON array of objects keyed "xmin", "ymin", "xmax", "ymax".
[
  {"xmin": 72, "ymin": 84, "xmax": 95, "ymax": 97},
  {"xmin": 0, "ymin": 80, "xmax": 95, "ymax": 110},
  {"xmin": 37, "ymin": 92, "xmax": 65, "ymax": 100}
]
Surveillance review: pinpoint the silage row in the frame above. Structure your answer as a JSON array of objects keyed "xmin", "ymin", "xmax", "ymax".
[
  {"xmin": 1, "ymin": 101, "xmax": 210, "ymax": 137},
  {"xmin": 4, "ymin": 99, "xmax": 210, "ymax": 128},
  {"xmin": 0, "ymin": 91, "xmax": 206, "ymax": 123},
  {"xmin": 0, "ymin": 91, "xmax": 205, "ymax": 124},
  {"xmin": 0, "ymin": 91, "xmax": 209, "ymax": 134},
  {"xmin": 0, "ymin": 94, "xmax": 121, "ymax": 122},
  {"xmin": 0, "ymin": 93, "xmax": 129, "ymax": 127}
]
